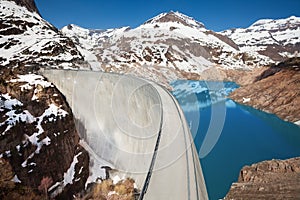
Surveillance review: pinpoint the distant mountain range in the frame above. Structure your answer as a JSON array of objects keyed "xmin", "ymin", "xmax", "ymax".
[
  {"xmin": 222, "ymin": 16, "xmax": 300, "ymax": 61},
  {"xmin": 1, "ymin": 0, "xmax": 299, "ymax": 84},
  {"xmin": 61, "ymin": 12, "xmax": 300, "ymax": 84}
]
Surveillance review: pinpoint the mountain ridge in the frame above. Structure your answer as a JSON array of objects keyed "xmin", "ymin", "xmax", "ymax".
[
  {"xmin": 144, "ymin": 11, "xmax": 206, "ymax": 29},
  {"xmin": 222, "ymin": 15, "xmax": 300, "ymax": 61},
  {"xmin": 61, "ymin": 11, "xmax": 300, "ymax": 85}
]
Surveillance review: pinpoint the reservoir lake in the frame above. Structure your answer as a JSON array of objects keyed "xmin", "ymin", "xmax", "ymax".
[{"xmin": 171, "ymin": 80, "xmax": 300, "ymax": 200}]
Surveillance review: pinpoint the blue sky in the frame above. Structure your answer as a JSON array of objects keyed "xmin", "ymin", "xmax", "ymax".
[{"xmin": 35, "ymin": 0, "xmax": 300, "ymax": 31}]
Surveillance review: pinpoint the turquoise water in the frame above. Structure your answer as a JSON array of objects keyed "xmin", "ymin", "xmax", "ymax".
[{"xmin": 171, "ymin": 80, "xmax": 300, "ymax": 200}]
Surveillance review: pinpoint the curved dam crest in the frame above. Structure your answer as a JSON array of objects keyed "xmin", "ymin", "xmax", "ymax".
[{"xmin": 41, "ymin": 69, "xmax": 208, "ymax": 200}]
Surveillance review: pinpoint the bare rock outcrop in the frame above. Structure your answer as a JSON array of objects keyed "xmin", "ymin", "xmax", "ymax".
[
  {"xmin": 225, "ymin": 157, "xmax": 300, "ymax": 199},
  {"xmin": 230, "ymin": 57, "xmax": 300, "ymax": 124},
  {"xmin": 0, "ymin": 66, "xmax": 89, "ymax": 198}
]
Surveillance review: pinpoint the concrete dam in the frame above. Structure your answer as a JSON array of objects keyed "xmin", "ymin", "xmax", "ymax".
[{"xmin": 42, "ymin": 70, "xmax": 208, "ymax": 200}]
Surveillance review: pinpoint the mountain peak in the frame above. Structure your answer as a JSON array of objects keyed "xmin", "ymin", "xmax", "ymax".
[{"xmin": 144, "ymin": 11, "xmax": 205, "ymax": 29}]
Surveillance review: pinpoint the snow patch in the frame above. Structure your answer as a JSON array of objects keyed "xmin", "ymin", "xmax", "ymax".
[
  {"xmin": 48, "ymin": 182, "xmax": 61, "ymax": 192},
  {"xmin": 12, "ymin": 175, "xmax": 21, "ymax": 183},
  {"xmin": 9, "ymin": 74, "xmax": 53, "ymax": 92},
  {"xmin": 5, "ymin": 150, "xmax": 11, "ymax": 157},
  {"xmin": 0, "ymin": 94, "xmax": 35, "ymax": 135},
  {"xmin": 108, "ymin": 191, "xmax": 117, "ymax": 196},
  {"xmin": 0, "ymin": 93, "xmax": 23, "ymax": 109},
  {"xmin": 112, "ymin": 175, "xmax": 122, "ymax": 184},
  {"xmin": 80, "ymin": 140, "xmax": 113, "ymax": 188},
  {"xmin": 294, "ymin": 120, "xmax": 300, "ymax": 126},
  {"xmin": 242, "ymin": 97, "xmax": 251, "ymax": 103},
  {"xmin": 63, "ymin": 152, "xmax": 82, "ymax": 186}
]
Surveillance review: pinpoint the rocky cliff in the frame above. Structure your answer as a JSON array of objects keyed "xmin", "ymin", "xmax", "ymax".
[
  {"xmin": 0, "ymin": 66, "xmax": 90, "ymax": 198},
  {"xmin": 230, "ymin": 57, "xmax": 300, "ymax": 124},
  {"xmin": 225, "ymin": 157, "xmax": 300, "ymax": 199},
  {"xmin": 0, "ymin": 0, "xmax": 90, "ymax": 198}
]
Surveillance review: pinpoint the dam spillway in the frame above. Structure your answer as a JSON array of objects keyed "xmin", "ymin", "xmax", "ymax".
[{"xmin": 42, "ymin": 70, "xmax": 208, "ymax": 200}]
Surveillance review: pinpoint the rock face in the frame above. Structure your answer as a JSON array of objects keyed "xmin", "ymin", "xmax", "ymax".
[
  {"xmin": 0, "ymin": 158, "xmax": 44, "ymax": 199},
  {"xmin": 0, "ymin": 67, "xmax": 89, "ymax": 198},
  {"xmin": 0, "ymin": 0, "xmax": 90, "ymax": 198},
  {"xmin": 230, "ymin": 57, "xmax": 300, "ymax": 123},
  {"xmin": 225, "ymin": 157, "xmax": 300, "ymax": 199}
]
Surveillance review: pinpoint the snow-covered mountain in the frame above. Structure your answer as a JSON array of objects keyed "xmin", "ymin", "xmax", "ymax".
[
  {"xmin": 0, "ymin": 0, "xmax": 89, "ymax": 69},
  {"xmin": 222, "ymin": 16, "xmax": 300, "ymax": 61},
  {"xmin": 62, "ymin": 12, "xmax": 276, "ymax": 85},
  {"xmin": 61, "ymin": 24, "xmax": 130, "ymax": 70},
  {"xmin": 61, "ymin": 12, "xmax": 299, "ymax": 85}
]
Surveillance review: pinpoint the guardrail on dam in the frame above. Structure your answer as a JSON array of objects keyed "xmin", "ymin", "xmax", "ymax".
[{"xmin": 42, "ymin": 69, "xmax": 208, "ymax": 200}]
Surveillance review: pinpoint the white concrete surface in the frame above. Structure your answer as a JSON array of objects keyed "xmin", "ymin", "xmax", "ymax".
[{"xmin": 41, "ymin": 69, "xmax": 208, "ymax": 200}]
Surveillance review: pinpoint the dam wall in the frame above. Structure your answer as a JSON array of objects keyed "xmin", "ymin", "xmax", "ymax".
[{"xmin": 42, "ymin": 70, "xmax": 208, "ymax": 200}]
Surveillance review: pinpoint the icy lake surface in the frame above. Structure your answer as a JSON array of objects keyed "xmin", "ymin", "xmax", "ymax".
[{"xmin": 171, "ymin": 80, "xmax": 300, "ymax": 200}]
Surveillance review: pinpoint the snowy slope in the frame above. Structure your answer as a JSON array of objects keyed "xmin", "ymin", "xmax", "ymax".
[
  {"xmin": 62, "ymin": 11, "xmax": 273, "ymax": 84},
  {"xmin": 61, "ymin": 24, "xmax": 130, "ymax": 50},
  {"xmin": 62, "ymin": 12, "xmax": 300, "ymax": 84},
  {"xmin": 222, "ymin": 16, "xmax": 300, "ymax": 61},
  {"xmin": 61, "ymin": 24, "xmax": 129, "ymax": 70},
  {"xmin": 0, "ymin": 0, "xmax": 89, "ymax": 69}
]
